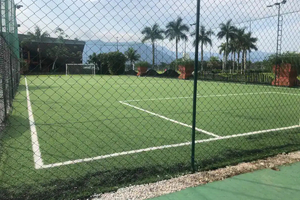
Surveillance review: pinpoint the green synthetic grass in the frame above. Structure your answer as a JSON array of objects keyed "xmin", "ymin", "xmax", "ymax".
[{"xmin": 1, "ymin": 75, "xmax": 300, "ymax": 199}]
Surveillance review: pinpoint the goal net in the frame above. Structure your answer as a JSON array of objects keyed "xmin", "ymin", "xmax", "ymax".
[{"xmin": 66, "ymin": 64, "xmax": 96, "ymax": 75}]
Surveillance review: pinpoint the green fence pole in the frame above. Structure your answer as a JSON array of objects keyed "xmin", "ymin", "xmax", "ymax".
[{"xmin": 191, "ymin": 0, "xmax": 201, "ymax": 173}]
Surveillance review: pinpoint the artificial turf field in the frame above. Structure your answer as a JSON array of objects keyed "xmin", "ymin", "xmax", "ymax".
[{"xmin": 1, "ymin": 75, "xmax": 300, "ymax": 199}]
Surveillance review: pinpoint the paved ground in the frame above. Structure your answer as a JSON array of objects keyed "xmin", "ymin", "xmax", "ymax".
[{"xmin": 152, "ymin": 162, "xmax": 300, "ymax": 200}]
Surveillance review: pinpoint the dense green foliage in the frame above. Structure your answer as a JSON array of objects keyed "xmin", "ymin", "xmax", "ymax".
[
  {"xmin": 265, "ymin": 52, "xmax": 300, "ymax": 72},
  {"xmin": 135, "ymin": 61, "xmax": 151, "ymax": 68},
  {"xmin": 106, "ymin": 51, "xmax": 127, "ymax": 75},
  {"xmin": 177, "ymin": 58, "xmax": 195, "ymax": 69},
  {"xmin": 124, "ymin": 48, "xmax": 141, "ymax": 69}
]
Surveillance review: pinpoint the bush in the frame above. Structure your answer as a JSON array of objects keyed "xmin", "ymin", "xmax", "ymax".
[
  {"xmin": 135, "ymin": 61, "xmax": 151, "ymax": 68},
  {"xmin": 266, "ymin": 51, "xmax": 300, "ymax": 73},
  {"xmin": 177, "ymin": 58, "xmax": 194, "ymax": 70},
  {"xmin": 106, "ymin": 51, "xmax": 127, "ymax": 75},
  {"xmin": 97, "ymin": 53, "xmax": 110, "ymax": 74}
]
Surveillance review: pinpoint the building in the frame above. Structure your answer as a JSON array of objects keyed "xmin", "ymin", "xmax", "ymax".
[{"xmin": 19, "ymin": 34, "xmax": 85, "ymax": 74}]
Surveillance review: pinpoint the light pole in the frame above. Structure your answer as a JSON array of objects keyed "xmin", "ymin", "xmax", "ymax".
[{"xmin": 267, "ymin": 0, "xmax": 286, "ymax": 85}]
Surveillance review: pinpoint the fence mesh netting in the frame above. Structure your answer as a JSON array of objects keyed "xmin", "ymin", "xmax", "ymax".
[{"xmin": 0, "ymin": 0, "xmax": 300, "ymax": 199}]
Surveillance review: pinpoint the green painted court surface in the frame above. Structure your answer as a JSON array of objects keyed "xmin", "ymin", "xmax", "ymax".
[
  {"xmin": 1, "ymin": 75, "xmax": 300, "ymax": 198},
  {"xmin": 152, "ymin": 162, "xmax": 300, "ymax": 200}
]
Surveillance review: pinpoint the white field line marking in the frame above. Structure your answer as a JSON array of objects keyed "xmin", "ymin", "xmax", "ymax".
[
  {"xmin": 123, "ymin": 92, "xmax": 278, "ymax": 102},
  {"xmin": 276, "ymin": 92, "xmax": 300, "ymax": 96},
  {"xmin": 25, "ymin": 77, "xmax": 44, "ymax": 169},
  {"xmin": 40, "ymin": 124, "xmax": 300, "ymax": 169},
  {"xmin": 119, "ymin": 101, "xmax": 220, "ymax": 138}
]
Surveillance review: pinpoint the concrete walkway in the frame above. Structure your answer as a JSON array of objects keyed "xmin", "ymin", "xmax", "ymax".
[{"xmin": 152, "ymin": 162, "xmax": 300, "ymax": 200}]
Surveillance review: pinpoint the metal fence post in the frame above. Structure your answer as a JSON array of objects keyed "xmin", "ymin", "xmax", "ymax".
[{"xmin": 191, "ymin": 0, "xmax": 201, "ymax": 173}]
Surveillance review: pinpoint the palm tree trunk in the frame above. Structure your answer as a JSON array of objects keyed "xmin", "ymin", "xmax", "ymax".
[
  {"xmin": 230, "ymin": 52, "xmax": 233, "ymax": 73},
  {"xmin": 152, "ymin": 42, "xmax": 155, "ymax": 67},
  {"xmin": 225, "ymin": 38, "xmax": 228, "ymax": 72},
  {"xmin": 201, "ymin": 42, "xmax": 204, "ymax": 71},
  {"xmin": 38, "ymin": 44, "xmax": 42, "ymax": 70},
  {"xmin": 222, "ymin": 53, "xmax": 225, "ymax": 71},
  {"xmin": 244, "ymin": 50, "xmax": 247, "ymax": 73},
  {"xmin": 233, "ymin": 52, "xmax": 236, "ymax": 73},
  {"xmin": 237, "ymin": 51, "xmax": 241, "ymax": 74},
  {"xmin": 176, "ymin": 38, "xmax": 178, "ymax": 60}
]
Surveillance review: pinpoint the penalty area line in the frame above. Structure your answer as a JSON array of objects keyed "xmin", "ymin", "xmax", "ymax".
[
  {"xmin": 119, "ymin": 101, "xmax": 220, "ymax": 138},
  {"xmin": 41, "ymin": 124, "xmax": 300, "ymax": 169},
  {"xmin": 25, "ymin": 77, "xmax": 44, "ymax": 169}
]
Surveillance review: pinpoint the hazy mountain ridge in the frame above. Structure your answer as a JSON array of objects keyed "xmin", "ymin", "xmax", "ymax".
[{"xmin": 83, "ymin": 40, "xmax": 271, "ymax": 64}]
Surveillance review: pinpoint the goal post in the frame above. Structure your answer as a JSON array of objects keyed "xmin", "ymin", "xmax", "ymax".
[{"xmin": 66, "ymin": 63, "xmax": 96, "ymax": 75}]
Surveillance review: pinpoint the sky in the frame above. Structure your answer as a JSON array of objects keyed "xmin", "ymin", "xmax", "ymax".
[{"xmin": 15, "ymin": 0, "xmax": 300, "ymax": 61}]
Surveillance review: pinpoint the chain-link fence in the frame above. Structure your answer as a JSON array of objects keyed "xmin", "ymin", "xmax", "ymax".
[
  {"xmin": 0, "ymin": 0, "xmax": 20, "ymax": 125},
  {"xmin": 1, "ymin": 0, "xmax": 300, "ymax": 199}
]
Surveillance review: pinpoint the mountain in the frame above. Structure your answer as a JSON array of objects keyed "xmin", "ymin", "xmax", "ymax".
[
  {"xmin": 83, "ymin": 40, "xmax": 175, "ymax": 64},
  {"xmin": 83, "ymin": 40, "xmax": 271, "ymax": 64}
]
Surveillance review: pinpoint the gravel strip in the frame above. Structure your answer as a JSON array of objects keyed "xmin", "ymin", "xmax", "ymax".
[{"xmin": 93, "ymin": 151, "xmax": 300, "ymax": 200}]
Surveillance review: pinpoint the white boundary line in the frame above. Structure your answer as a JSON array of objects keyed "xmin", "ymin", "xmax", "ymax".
[
  {"xmin": 25, "ymin": 88, "xmax": 300, "ymax": 169},
  {"xmin": 25, "ymin": 77, "xmax": 44, "ymax": 169},
  {"xmin": 119, "ymin": 101, "xmax": 220, "ymax": 138},
  {"xmin": 123, "ymin": 92, "xmax": 280, "ymax": 102},
  {"xmin": 40, "ymin": 124, "xmax": 300, "ymax": 169}
]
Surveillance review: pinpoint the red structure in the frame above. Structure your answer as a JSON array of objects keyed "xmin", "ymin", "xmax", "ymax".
[
  {"xmin": 272, "ymin": 64, "xmax": 298, "ymax": 87},
  {"xmin": 137, "ymin": 66, "xmax": 147, "ymax": 76},
  {"xmin": 178, "ymin": 65, "xmax": 194, "ymax": 79}
]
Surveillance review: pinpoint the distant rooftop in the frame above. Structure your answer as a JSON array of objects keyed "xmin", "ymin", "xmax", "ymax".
[{"xmin": 18, "ymin": 34, "xmax": 85, "ymax": 46}]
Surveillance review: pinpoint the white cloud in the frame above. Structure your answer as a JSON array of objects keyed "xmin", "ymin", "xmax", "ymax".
[{"xmin": 16, "ymin": 0, "xmax": 300, "ymax": 55}]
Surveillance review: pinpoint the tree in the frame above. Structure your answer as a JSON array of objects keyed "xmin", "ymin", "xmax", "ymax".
[
  {"xmin": 47, "ymin": 28, "xmax": 69, "ymax": 71},
  {"xmin": 217, "ymin": 19, "xmax": 237, "ymax": 71},
  {"xmin": 124, "ymin": 47, "xmax": 141, "ymax": 70},
  {"xmin": 208, "ymin": 56, "xmax": 221, "ymax": 70},
  {"xmin": 87, "ymin": 53, "xmax": 98, "ymax": 65},
  {"xmin": 165, "ymin": 17, "xmax": 189, "ymax": 60},
  {"xmin": 27, "ymin": 26, "xmax": 50, "ymax": 70},
  {"xmin": 106, "ymin": 51, "xmax": 127, "ymax": 75},
  {"xmin": 191, "ymin": 26, "xmax": 214, "ymax": 71},
  {"xmin": 141, "ymin": 23, "xmax": 164, "ymax": 67},
  {"xmin": 241, "ymin": 32, "xmax": 258, "ymax": 72}
]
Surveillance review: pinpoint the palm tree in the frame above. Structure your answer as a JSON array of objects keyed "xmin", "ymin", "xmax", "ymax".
[
  {"xmin": 228, "ymin": 40, "xmax": 238, "ymax": 73},
  {"xmin": 27, "ymin": 26, "xmax": 50, "ymax": 70},
  {"xmin": 241, "ymin": 32, "xmax": 258, "ymax": 72},
  {"xmin": 124, "ymin": 47, "xmax": 141, "ymax": 70},
  {"xmin": 165, "ymin": 17, "xmax": 189, "ymax": 60},
  {"xmin": 141, "ymin": 23, "xmax": 164, "ymax": 67},
  {"xmin": 233, "ymin": 28, "xmax": 246, "ymax": 73},
  {"xmin": 217, "ymin": 19, "xmax": 237, "ymax": 71},
  {"xmin": 218, "ymin": 43, "xmax": 228, "ymax": 69},
  {"xmin": 192, "ymin": 26, "xmax": 214, "ymax": 71}
]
